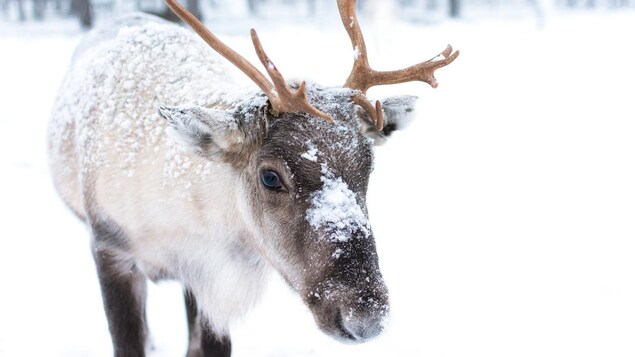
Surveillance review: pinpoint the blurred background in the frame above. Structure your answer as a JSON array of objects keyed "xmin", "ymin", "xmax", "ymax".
[
  {"xmin": 1, "ymin": 0, "xmax": 634, "ymax": 356},
  {"xmin": 1, "ymin": 0, "xmax": 634, "ymax": 30}
]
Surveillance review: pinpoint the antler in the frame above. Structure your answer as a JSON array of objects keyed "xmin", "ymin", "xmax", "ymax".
[
  {"xmin": 164, "ymin": 0, "xmax": 332, "ymax": 122},
  {"xmin": 249, "ymin": 30, "xmax": 333, "ymax": 121},
  {"xmin": 337, "ymin": 0, "xmax": 459, "ymax": 129}
]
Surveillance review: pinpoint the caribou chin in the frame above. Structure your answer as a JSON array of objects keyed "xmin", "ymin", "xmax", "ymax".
[{"xmin": 48, "ymin": 0, "xmax": 458, "ymax": 356}]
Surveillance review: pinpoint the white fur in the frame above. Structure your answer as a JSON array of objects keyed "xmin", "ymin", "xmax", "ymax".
[
  {"xmin": 48, "ymin": 15, "xmax": 271, "ymax": 333},
  {"xmin": 96, "ymin": 156, "xmax": 270, "ymax": 332},
  {"xmin": 381, "ymin": 95, "xmax": 418, "ymax": 130}
]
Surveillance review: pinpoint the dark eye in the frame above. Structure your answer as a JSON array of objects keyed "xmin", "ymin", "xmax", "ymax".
[{"xmin": 260, "ymin": 170, "xmax": 284, "ymax": 191}]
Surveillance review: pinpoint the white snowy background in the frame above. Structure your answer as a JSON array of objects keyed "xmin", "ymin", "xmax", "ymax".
[{"xmin": 1, "ymin": 2, "xmax": 634, "ymax": 356}]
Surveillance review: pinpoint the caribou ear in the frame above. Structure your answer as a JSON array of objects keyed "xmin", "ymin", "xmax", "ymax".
[
  {"xmin": 360, "ymin": 95, "xmax": 418, "ymax": 145},
  {"xmin": 380, "ymin": 95, "xmax": 418, "ymax": 136},
  {"xmin": 158, "ymin": 105, "xmax": 245, "ymax": 156}
]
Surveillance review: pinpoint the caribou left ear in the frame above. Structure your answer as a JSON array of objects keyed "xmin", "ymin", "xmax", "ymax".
[
  {"xmin": 158, "ymin": 105, "xmax": 245, "ymax": 156},
  {"xmin": 361, "ymin": 95, "xmax": 418, "ymax": 145}
]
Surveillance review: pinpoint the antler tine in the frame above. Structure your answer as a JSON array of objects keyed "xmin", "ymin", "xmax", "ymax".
[
  {"xmin": 336, "ymin": 0, "xmax": 370, "ymax": 91},
  {"xmin": 373, "ymin": 99, "xmax": 383, "ymax": 130},
  {"xmin": 165, "ymin": 0, "xmax": 332, "ymax": 122},
  {"xmin": 352, "ymin": 95, "xmax": 383, "ymax": 130},
  {"xmin": 250, "ymin": 30, "xmax": 333, "ymax": 122},
  {"xmin": 366, "ymin": 45, "xmax": 460, "ymax": 90}
]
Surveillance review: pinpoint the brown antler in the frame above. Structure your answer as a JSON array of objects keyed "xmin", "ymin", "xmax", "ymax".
[
  {"xmin": 165, "ymin": 0, "xmax": 332, "ymax": 122},
  {"xmin": 352, "ymin": 96, "xmax": 383, "ymax": 132},
  {"xmin": 337, "ymin": 0, "xmax": 459, "ymax": 129},
  {"xmin": 249, "ymin": 30, "xmax": 332, "ymax": 121}
]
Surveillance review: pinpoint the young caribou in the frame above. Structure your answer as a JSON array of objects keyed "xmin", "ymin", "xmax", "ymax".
[{"xmin": 48, "ymin": 0, "xmax": 458, "ymax": 355}]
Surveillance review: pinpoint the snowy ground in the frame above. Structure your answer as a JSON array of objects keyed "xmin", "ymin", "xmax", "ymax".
[{"xmin": 1, "ymin": 8, "xmax": 635, "ymax": 357}]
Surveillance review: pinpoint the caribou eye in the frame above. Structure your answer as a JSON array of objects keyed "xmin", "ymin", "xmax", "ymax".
[{"xmin": 260, "ymin": 170, "xmax": 284, "ymax": 191}]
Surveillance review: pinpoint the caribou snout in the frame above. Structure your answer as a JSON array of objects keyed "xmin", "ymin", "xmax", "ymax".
[
  {"xmin": 338, "ymin": 304, "xmax": 386, "ymax": 342},
  {"xmin": 306, "ymin": 275, "xmax": 389, "ymax": 343}
]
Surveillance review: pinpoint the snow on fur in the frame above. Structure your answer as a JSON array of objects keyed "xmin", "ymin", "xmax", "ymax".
[
  {"xmin": 305, "ymin": 163, "xmax": 370, "ymax": 243},
  {"xmin": 301, "ymin": 140, "xmax": 318, "ymax": 161},
  {"xmin": 48, "ymin": 14, "xmax": 262, "ymax": 189}
]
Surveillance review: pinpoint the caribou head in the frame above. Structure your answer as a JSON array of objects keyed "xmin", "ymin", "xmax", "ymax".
[{"xmin": 158, "ymin": 0, "xmax": 458, "ymax": 343}]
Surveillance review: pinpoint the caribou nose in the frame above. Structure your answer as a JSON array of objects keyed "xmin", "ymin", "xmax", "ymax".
[
  {"xmin": 336, "ymin": 285, "xmax": 390, "ymax": 343},
  {"xmin": 339, "ymin": 308, "xmax": 387, "ymax": 342}
]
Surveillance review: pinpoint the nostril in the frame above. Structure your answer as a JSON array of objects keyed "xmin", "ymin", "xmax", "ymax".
[
  {"xmin": 336, "ymin": 308, "xmax": 357, "ymax": 341},
  {"xmin": 310, "ymin": 281, "xmax": 390, "ymax": 343},
  {"xmin": 337, "ymin": 307, "xmax": 384, "ymax": 342}
]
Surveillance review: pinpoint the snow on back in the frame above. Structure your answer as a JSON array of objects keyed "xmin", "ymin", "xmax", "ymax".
[
  {"xmin": 306, "ymin": 164, "xmax": 370, "ymax": 243},
  {"xmin": 49, "ymin": 16, "xmax": 262, "ymax": 191}
]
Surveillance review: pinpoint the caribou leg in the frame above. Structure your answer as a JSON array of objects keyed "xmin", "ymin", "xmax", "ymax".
[
  {"xmin": 184, "ymin": 289, "xmax": 231, "ymax": 357},
  {"xmin": 91, "ymin": 220, "xmax": 149, "ymax": 357}
]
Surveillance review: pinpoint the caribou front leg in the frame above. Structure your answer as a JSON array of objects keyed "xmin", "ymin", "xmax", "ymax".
[
  {"xmin": 91, "ymin": 220, "xmax": 149, "ymax": 357},
  {"xmin": 184, "ymin": 289, "xmax": 231, "ymax": 357}
]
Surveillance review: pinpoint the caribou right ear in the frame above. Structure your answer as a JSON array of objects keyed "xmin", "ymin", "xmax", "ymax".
[
  {"xmin": 360, "ymin": 95, "xmax": 418, "ymax": 145},
  {"xmin": 158, "ymin": 105, "xmax": 246, "ymax": 157},
  {"xmin": 380, "ymin": 95, "xmax": 418, "ymax": 136}
]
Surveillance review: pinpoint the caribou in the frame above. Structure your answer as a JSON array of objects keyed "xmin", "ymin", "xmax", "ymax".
[{"xmin": 48, "ymin": 0, "xmax": 458, "ymax": 355}]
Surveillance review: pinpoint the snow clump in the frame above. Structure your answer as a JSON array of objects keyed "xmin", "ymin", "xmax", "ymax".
[
  {"xmin": 301, "ymin": 140, "xmax": 318, "ymax": 162},
  {"xmin": 305, "ymin": 164, "xmax": 370, "ymax": 243}
]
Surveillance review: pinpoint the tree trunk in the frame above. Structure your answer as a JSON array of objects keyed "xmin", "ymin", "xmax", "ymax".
[
  {"xmin": 17, "ymin": 0, "xmax": 26, "ymax": 21},
  {"xmin": 247, "ymin": 0, "xmax": 259, "ymax": 15},
  {"xmin": 33, "ymin": 0, "xmax": 46, "ymax": 20},
  {"xmin": 72, "ymin": 0, "xmax": 93, "ymax": 28},
  {"xmin": 449, "ymin": 0, "xmax": 460, "ymax": 17}
]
